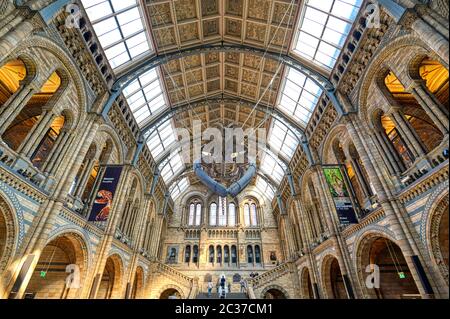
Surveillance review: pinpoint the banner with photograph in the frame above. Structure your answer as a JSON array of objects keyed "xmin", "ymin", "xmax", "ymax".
[
  {"xmin": 88, "ymin": 166, "xmax": 123, "ymax": 222},
  {"xmin": 323, "ymin": 166, "xmax": 358, "ymax": 226}
]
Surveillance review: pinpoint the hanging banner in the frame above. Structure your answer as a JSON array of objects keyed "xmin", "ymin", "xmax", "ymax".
[
  {"xmin": 323, "ymin": 166, "xmax": 358, "ymax": 226},
  {"xmin": 88, "ymin": 166, "xmax": 123, "ymax": 222}
]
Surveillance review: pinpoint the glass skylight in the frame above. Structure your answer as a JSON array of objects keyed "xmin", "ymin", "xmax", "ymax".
[
  {"xmin": 161, "ymin": 152, "xmax": 184, "ymax": 182},
  {"xmin": 170, "ymin": 177, "xmax": 189, "ymax": 200},
  {"xmin": 146, "ymin": 120, "xmax": 177, "ymax": 160},
  {"xmin": 123, "ymin": 69, "xmax": 168, "ymax": 127},
  {"xmin": 268, "ymin": 120, "xmax": 299, "ymax": 160},
  {"xmin": 255, "ymin": 177, "xmax": 276, "ymax": 200},
  {"xmin": 293, "ymin": 0, "xmax": 362, "ymax": 70},
  {"xmin": 81, "ymin": 0, "xmax": 153, "ymax": 69},
  {"xmin": 278, "ymin": 68, "xmax": 323, "ymax": 126},
  {"xmin": 260, "ymin": 154, "xmax": 285, "ymax": 185}
]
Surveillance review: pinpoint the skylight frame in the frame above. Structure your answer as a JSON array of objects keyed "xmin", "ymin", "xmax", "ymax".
[
  {"xmin": 170, "ymin": 177, "xmax": 189, "ymax": 200},
  {"xmin": 123, "ymin": 68, "xmax": 169, "ymax": 128},
  {"xmin": 277, "ymin": 67, "xmax": 324, "ymax": 127},
  {"xmin": 292, "ymin": 0, "xmax": 362, "ymax": 70},
  {"xmin": 146, "ymin": 119, "xmax": 178, "ymax": 161},
  {"xmin": 255, "ymin": 177, "xmax": 276, "ymax": 201},
  {"xmin": 267, "ymin": 119, "xmax": 299, "ymax": 161},
  {"xmin": 260, "ymin": 153, "xmax": 286, "ymax": 185},
  {"xmin": 81, "ymin": 0, "xmax": 154, "ymax": 70},
  {"xmin": 161, "ymin": 151, "xmax": 185, "ymax": 183}
]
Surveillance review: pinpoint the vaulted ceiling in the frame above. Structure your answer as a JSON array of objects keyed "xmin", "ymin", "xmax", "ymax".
[{"xmin": 81, "ymin": 0, "xmax": 363, "ymax": 200}]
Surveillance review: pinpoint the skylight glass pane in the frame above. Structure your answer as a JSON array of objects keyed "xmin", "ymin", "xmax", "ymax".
[
  {"xmin": 123, "ymin": 69, "xmax": 168, "ymax": 128},
  {"xmin": 170, "ymin": 177, "xmax": 189, "ymax": 200},
  {"xmin": 268, "ymin": 120, "xmax": 299, "ymax": 160},
  {"xmin": 277, "ymin": 68, "xmax": 323, "ymax": 127},
  {"xmin": 146, "ymin": 120, "xmax": 178, "ymax": 160},
  {"xmin": 255, "ymin": 177, "xmax": 275, "ymax": 200},
  {"xmin": 293, "ymin": 0, "xmax": 362, "ymax": 70},
  {"xmin": 260, "ymin": 153, "xmax": 285, "ymax": 185},
  {"xmin": 161, "ymin": 152, "xmax": 185, "ymax": 183},
  {"xmin": 81, "ymin": 0, "xmax": 153, "ymax": 69}
]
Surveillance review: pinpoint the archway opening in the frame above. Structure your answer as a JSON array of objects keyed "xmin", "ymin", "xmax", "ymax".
[
  {"xmin": 2, "ymin": 71, "xmax": 61, "ymax": 152},
  {"xmin": 301, "ymin": 268, "xmax": 314, "ymax": 299},
  {"xmin": 160, "ymin": 288, "xmax": 182, "ymax": 299},
  {"xmin": 329, "ymin": 258, "xmax": 347, "ymax": 299},
  {"xmin": 24, "ymin": 234, "xmax": 84, "ymax": 299},
  {"xmin": 384, "ymin": 71, "xmax": 444, "ymax": 153},
  {"xmin": 97, "ymin": 255, "xmax": 122, "ymax": 299},
  {"xmin": 130, "ymin": 267, "xmax": 144, "ymax": 299},
  {"xmin": 362, "ymin": 237, "xmax": 420, "ymax": 299},
  {"xmin": 0, "ymin": 59, "xmax": 27, "ymax": 106},
  {"xmin": 263, "ymin": 288, "xmax": 286, "ymax": 299},
  {"xmin": 419, "ymin": 58, "xmax": 449, "ymax": 113}
]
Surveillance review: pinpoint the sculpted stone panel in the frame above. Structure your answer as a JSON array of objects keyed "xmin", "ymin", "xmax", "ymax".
[
  {"xmin": 175, "ymin": 0, "xmax": 197, "ymax": 21},
  {"xmin": 248, "ymin": 0, "xmax": 271, "ymax": 21},
  {"xmin": 149, "ymin": 3, "xmax": 172, "ymax": 27},
  {"xmin": 226, "ymin": 0, "xmax": 243, "ymax": 16},
  {"xmin": 246, "ymin": 22, "xmax": 267, "ymax": 43},
  {"xmin": 203, "ymin": 19, "xmax": 220, "ymax": 37},
  {"xmin": 178, "ymin": 23, "xmax": 200, "ymax": 42}
]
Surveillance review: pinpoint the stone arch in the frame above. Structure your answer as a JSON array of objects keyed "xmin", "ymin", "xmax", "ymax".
[
  {"xmin": 24, "ymin": 232, "xmax": 89, "ymax": 299},
  {"xmin": 260, "ymin": 284, "xmax": 290, "ymax": 299},
  {"xmin": 97, "ymin": 253, "xmax": 125, "ymax": 299},
  {"xmin": 0, "ymin": 51, "xmax": 38, "ymax": 89},
  {"xmin": 13, "ymin": 35, "xmax": 88, "ymax": 113},
  {"xmin": 131, "ymin": 266, "xmax": 145, "ymax": 299},
  {"xmin": 299, "ymin": 266, "xmax": 315, "ymax": 299},
  {"xmin": 358, "ymin": 35, "xmax": 442, "ymax": 123},
  {"xmin": 422, "ymin": 181, "xmax": 449, "ymax": 284},
  {"xmin": 158, "ymin": 284, "xmax": 185, "ymax": 299},
  {"xmin": 320, "ymin": 253, "xmax": 347, "ymax": 299},
  {"xmin": 0, "ymin": 192, "xmax": 18, "ymax": 273},
  {"xmin": 320, "ymin": 124, "xmax": 349, "ymax": 164},
  {"xmin": 353, "ymin": 229, "xmax": 420, "ymax": 299},
  {"xmin": 96, "ymin": 124, "xmax": 125, "ymax": 164}
]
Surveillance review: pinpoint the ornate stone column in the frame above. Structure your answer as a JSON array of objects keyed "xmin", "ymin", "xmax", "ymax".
[
  {"xmin": 408, "ymin": 81, "xmax": 449, "ymax": 135},
  {"xmin": 17, "ymin": 109, "xmax": 55, "ymax": 158},
  {"xmin": 344, "ymin": 113, "xmax": 440, "ymax": 298},
  {"xmin": 388, "ymin": 108, "xmax": 427, "ymax": 159},
  {"xmin": 407, "ymin": 14, "xmax": 449, "ymax": 66}
]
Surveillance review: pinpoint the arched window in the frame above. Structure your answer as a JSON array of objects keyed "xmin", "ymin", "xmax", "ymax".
[
  {"xmin": 224, "ymin": 246, "xmax": 230, "ymax": 264},
  {"xmin": 184, "ymin": 245, "xmax": 191, "ymax": 263},
  {"xmin": 195, "ymin": 203, "xmax": 202, "ymax": 226},
  {"xmin": 188, "ymin": 202, "xmax": 202, "ymax": 226},
  {"xmin": 250, "ymin": 204, "xmax": 258, "ymax": 226},
  {"xmin": 244, "ymin": 201, "xmax": 259, "ymax": 227},
  {"xmin": 244, "ymin": 204, "xmax": 251, "ymax": 226},
  {"xmin": 228, "ymin": 203, "xmax": 236, "ymax": 226},
  {"xmin": 209, "ymin": 197, "xmax": 237, "ymax": 226},
  {"xmin": 188, "ymin": 204, "xmax": 195, "ymax": 226},
  {"xmin": 247, "ymin": 245, "xmax": 254, "ymax": 264},
  {"xmin": 216, "ymin": 246, "xmax": 222, "ymax": 264},
  {"xmin": 209, "ymin": 246, "xmax": 215, "ymax": 263},
  {"xmin": 255, "ymin": 245, "xmax": 261, "ymax": 264},
  {"xmin": 209, "ymin": 203, "xmax": 217, "ymax": 226},
  {"xmin": 231, "ymin": 246, "xmax": 237, "ymax": 264},
  {"xmin": 218, "ymin": 197, "xmax": 227, "ymax": 226},
  {"xmin": 193, "ymin": 245, "xmax": 199, "ymax": 263}
]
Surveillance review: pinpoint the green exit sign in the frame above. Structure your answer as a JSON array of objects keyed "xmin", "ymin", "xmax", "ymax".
[
  {"xmin": 398, "ymin": 272, "xmax": 406, "ymax": 279},
  {"xmin": 40, "ymin": 271, "xmax": 47, "ymax": 278}
]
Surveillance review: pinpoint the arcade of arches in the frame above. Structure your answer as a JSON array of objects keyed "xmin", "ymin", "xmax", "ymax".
[{"xmin": 0, "ymin": 0, "xmax": 448, "ymax": 300}]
